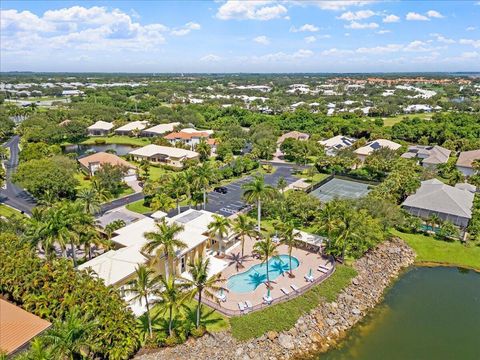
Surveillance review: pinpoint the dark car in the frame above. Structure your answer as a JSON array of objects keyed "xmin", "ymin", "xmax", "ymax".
[{"xmin": 214, "ymin": 186, "xmax": 228, "ymax": 194}]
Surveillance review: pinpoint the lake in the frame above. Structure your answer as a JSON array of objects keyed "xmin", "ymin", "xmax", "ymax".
[
  {"xmin": 319, "ymin": 267, "xmax": 480, "ymax": 360},
  {"xmin": 63, "ymin": 143, "xmax": 139, "ymax": 156}
]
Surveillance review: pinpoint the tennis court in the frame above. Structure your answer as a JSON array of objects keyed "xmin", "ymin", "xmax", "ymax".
[{"xmin": 310, "ymin": 178, "xmax": 372, "ymax": 202}]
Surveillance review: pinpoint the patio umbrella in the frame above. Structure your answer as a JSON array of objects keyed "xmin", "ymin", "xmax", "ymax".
[
  {"xmin": 220, "ymin": 288, "xmax": 224, "ymax": 296},
  {"xmin": 308, "ymin": 268, "xmax": 312, "ymax": 277},
  {"xmin": 267, "ymin": 288, "xmax": 271, "ymax": 298}
]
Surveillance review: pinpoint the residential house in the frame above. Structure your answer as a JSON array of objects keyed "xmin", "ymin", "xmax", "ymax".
[
  {"xmin": 129, "ymin": 144, "xmax": 199, "ymax": 168},
  {"xmin": 277, "ymin": 131, "xmax": 310, "ymax": 145},
  {"xmin": 141, "ymin": 122, "xmax": 180, "ymax": 137},
  {"xmin": 402, "ymin": 179, "xmax": 474, "ymax": 229},
  {"xmin": 78, "ymin": 152, "xmax": 137, "ymax": 181},
  {"xmin": 114, "ymin": 121, "xmax": 148, "ymax": 136},
  {"xmin": 456, "ymin": 149, "xmax": 480, "ymax": 176},
  {"xmin": 319, "ymin": 135, "xmax": 356, "ymax": 156},
  {"xmin": 87, "ymin": 121, "xmax": 114, "ymax": 136},
  {"xmin": 354, "ymin": 139, "xmax": 402, "ymax": 162},
  {"xmin": 164, "ymin": 128, "xmax": 212, "ymax": 150},
  {"xmin": 401, "ymin": 145, "xmax": 451, "ymax": 168},
  {"xmin": 0, "ymin": 299, "xmax": 52, "ymax": 356}
]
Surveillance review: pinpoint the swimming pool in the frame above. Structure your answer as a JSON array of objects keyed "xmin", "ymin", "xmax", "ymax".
[{"xmin": 227, "ymin": 254, "xmax": 300, "ymax": 293}]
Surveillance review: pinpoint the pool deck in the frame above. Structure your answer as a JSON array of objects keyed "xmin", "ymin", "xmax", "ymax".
[{"xmin": 209, "ymin": 236, "xmax": 334, "ymax": 315}]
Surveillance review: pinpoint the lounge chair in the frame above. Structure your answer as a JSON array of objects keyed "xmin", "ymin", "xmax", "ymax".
[
  {"xmin": 238, "ymin": 302, "xmax": 246, "ymax": 311},
  {"xmin": 281, "ymin": 287, "xmax": 290, "ymax": 295},
  {"xmin": 317, "ymin": 267, "xmax": 328, "ymax": 274},
  {"xmin": 245, "ymin": 300, "xmax": 253, "ymax": 309},
  {"xmin": 318, "ymin": 264, "xmax": 330, "ymax": 271},
  {"xmin": 217, "ymin": 292, "xmax": 227, "ymax": 302},
  {"xmin": 263, "ymin": 295, "xmax": 273, "ymax": 304},
  {"xmin": 304, "ymin": 274, "xmax": 314, "ymax": 282},
  {"xmin": 290, "ymin": 284, "xmax": 299, "ymax": 292}
]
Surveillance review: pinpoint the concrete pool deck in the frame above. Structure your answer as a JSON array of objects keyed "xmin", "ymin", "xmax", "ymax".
[{"xmin": 207, "ymin": 236, "xmax": 334, "ymax": 315}]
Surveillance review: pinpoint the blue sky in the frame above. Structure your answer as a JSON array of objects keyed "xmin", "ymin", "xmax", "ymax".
[{"xmin": 1, "ymin": 1, "xmax": 479, "ymax": 73}]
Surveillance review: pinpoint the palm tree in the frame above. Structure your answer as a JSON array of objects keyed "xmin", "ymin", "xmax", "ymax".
[
  {"xmin": 242, "ymin": 175, "xmax": 277, "ymax": 231},
  {"xmin": 277, "ymin": 222, "xmax": 301, "ymax": 277},
  {"xmin": 193, "ymin": 162, "xmax": 216, "ymax": 210},
  {"xmin": 77, "ymin": 188, "xmax": 101, "ymax": 215},
  {"xmin": 276, "ymin": 176, "xmax": 288, "ymax": 194},
  {"xmin": 142, "ymin": 219, "xmax": 186, "ymax": 277},
  {"xmin": 128, "ymin": 265, "xmax": 161, "ymax": 338},
  {"xmin": 253, "ymin": 236, "xmax": 278, "ymax": 288},
  {"xmin": 207, "ymin": 214, "xmax": 231, "ymax": 255},
  {"xmin": 157, "ymin": 275, "xmax": 189, "ymax": 336},
  {"xmin": 43, "ymin": 309, "xmax": 93, "ymax": 360},
  {"xmin": 195, "ymin": 138, "xmax": 211, "ymax": 161},
  {"xmin": 17, "ymin": 338, "xmax": 52, "ymax": 360},
  {"xmin": 150, "ymin": 193, "xmax": 175, "ymax": 213},
  {"xmin": 139, "ymin": 159, "xmax": 150, "ymax": 179},
  {"xmin": 168, "ymin": 174, "xmax": 186, "ymax": 215},
  {"xmin": 184, "ymin": 256, "xmax": 225, "ymax": 328},
  {"xmin": 231, "ymin": 214, "xmax": 257, "ymax": 257},
  {"xmin": 428, "ymin": 213, "xmax": 442, "ymax": 230}
]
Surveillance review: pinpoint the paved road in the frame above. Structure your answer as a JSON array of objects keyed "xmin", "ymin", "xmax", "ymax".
[
  {"xmin": 99, "ymin": 192, "xmax": 145, "ymax": 215},
  {"xmin": 0, "ymin": 136, "xmax": 36, "ymax": 214}
]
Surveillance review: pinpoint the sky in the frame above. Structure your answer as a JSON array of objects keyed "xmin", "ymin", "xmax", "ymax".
[{"xmin": 1, "ymin": 0, "xmax": 480, "ymax": 73}]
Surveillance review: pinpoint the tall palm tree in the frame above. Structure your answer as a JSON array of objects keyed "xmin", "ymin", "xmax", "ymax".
[
  {"xmin": 207, "ymin": 214, "xmax": 231, "ymax": 254},
  {"xmin": 193, "ymin": 162, "xmax": 215, "ymax": 210},
  {"xmin": 128, "ymin": 265, "xmax": 161, "ymax": 338},
  {"xmin": 276, "ymin": 176, "xmax": 288, "ymax": 195},
  {"xmin": 195, "ymin": 138, "xmax": 211, "ymax": 161},
  {"xmin": 156, "ymin": 275, "xmax": 189, "ymax": 336},
  {"xmin": 242, "ymin": 175, "xmax": 277, "ymax": 231},
  {"xmin": 253, "ymin": 236, "xmax": 278, "ymax": 288},
  {"xmin": 77, "ymin": 188, "xmax": 101, "ymax": 215},
  {"xmin": 168, "ymin": 174, "xmax": 186, "ymax": 215},
  {"xmin": 43, "ymin": 309, "xmax": 93, "ymax": 360},
  {"xmin": 231, "ymin": 214, "xmax": 257, "ymax": 257},
  {"xmin": 184, "ymin": 257, "xmax": 225, "ymax": 328},
  {"xmin": 277, "ymin": 221, "xmax": 301, "ymax": 277},
  {"xmin": 142, "ymin": 219, "xmax": 186, "ymax": 277}
]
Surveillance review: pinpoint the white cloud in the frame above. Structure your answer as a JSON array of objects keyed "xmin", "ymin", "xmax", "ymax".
[
  {"xmin": 460, "ymin": 51, "xmax": 479, "ymax": 59},
  {"xmin": 383, "ymin": 14, "xmax": 399, "ymax": 23},
  {"xmin": 337, "ymin": 10, "xmax": 375, "ymax": 21},
  {"xmin": 308, "ymin": 1, "xmax": 377, "ymax": 11},
  {"xmin": 321, "ymin": 48, "xmax": 354, "ymax": 56},
  {"xmin": 346, "ymin": 21, "xmax": 378, "ymax": 29},
  {"xmin": 377, "ymin": 30, "xmax": 390, "ymax": 34},
  {"xmin": 304, "ymin": 35, "xmax": 316, "ymax": 43},
  {"xmin": 216, "ymin": 1, "xmax": 287, "ymax": 20},
  {"xmin": 1, "ymin": 9, "xmax": 55, "ymax": 32},
  {"xmin": 406, "ymin": 12, "xmax": 430, "ymax": 21},
  {"xmin": 249, "ymin": 49, "xmax": 314, "ymax": 63},
  {"xmin": 200, "ymin": 54, "xmax": 222, "ymax": 62},
  {"xmin": 460, "ymin": 39, "xmax": 480, "ymax": 48},
  {"xmin": 427, "ymin": 10, "xmax": 444, "ymax": 18},
  {"xmin": 404, "ymin": 40, "xmax": 430, "ymax": 52},
  {"xmin": 290, "ymin": 24, "xmax": 319, "ymax": 32},
  {"xmin": 430, "ymin": 33, "xmax": 455, "ymax": 44},
  {"xmin": 466, "ymin": 26, "xmax": 476, "ymax": 31},
  {"xmin": 170, "ymin": 22, "xmax": 201, "ymax": 36},
  {"xmin": 253, "ymin": 35, "xmax": 270, "ymax": 45},
  {"xmin": 356, "ymin": 44, "xmax": 402, "ymax": 54}
]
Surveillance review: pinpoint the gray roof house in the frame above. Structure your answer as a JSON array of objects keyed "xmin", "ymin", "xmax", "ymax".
[
  {"xmin": 401, "ymin": 145, "xmax": 450, "ymax": 168},
  {"xmin": 401, "ymin": 179, "xmax": 474, "ymax": 228},
  {"xmin": 456, "ymin": 149, "xmax": 480, "ymax": 177}
]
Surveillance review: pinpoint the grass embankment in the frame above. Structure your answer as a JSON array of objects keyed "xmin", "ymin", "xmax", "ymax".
[
  {"xmin": 0, "ymin": 204, "xmax": 24, "ymax": 218},
  {"xmin": 392, "ymin": 229, "xmax": 480, "ymax": 271},
  {"xmin": 229, "ymin": 264, "xmax": 357, "ymax": 340},
  {"xmin": 81, "ymin": 135, "xmax": 151, "ymax": 147}
]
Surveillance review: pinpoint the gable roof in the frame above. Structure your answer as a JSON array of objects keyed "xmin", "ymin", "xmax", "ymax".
[
  {"xmin": 129, "ymin": 144, "xmax": 199, "ymax": 159},
  {"xmin": 319, "ymin": 135, "xmax": 356, "ymax": 149},
  {"xmin": 354, "ymin": 139, "xmax": 402, "ymax": 156},
  {"xmin": 0, "ymin": 299, "xmax": 52, "ymax": 355},
  {"xmin": 164, "ymin": 131, "xmax": 210, "ymax": 140},
  {"xmin": 402, "ymin": 179, "xmax": 474, "ymax": 218},
  {"xmin": 78, "ymin": 152, "xmax": 136, "ymax": 170},
  {"xmin": 88, "ymin": 120, "xmax": 114, "ymax": 131},
  {"xmin": 456, "ymin": 149, "xmax": 480, "ymax": 169},
  {"xmin": 277, "ymin": 131, "xmax": 310, "ymax": 144},
  {"xmin": 115, "ymin": 121, "xmax": 148, "ymax": 132},
  {"xmin": 143, "ymin": 122, "xmax": 180, "ymax": 135},
  {"xmin": 402, "ymin": 145, "xmax": 451, "ymax": 165}
]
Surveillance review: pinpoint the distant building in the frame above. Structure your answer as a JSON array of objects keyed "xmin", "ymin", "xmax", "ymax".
[
  {"xmin": 401, "ymin": 145, "xmax": 451, "ymax": 168},
  {"xmin": 0, "ymin": 299, "xmax": 52, "ymax": 356},
  {"xmin": 402, "ymin": 179, "xmax": 474, "ymax": 228},
  {"xmin": 164, "ymin": 129, "xmax": 212, "ymax": 150},
  {"xmin": 114, "ymin": 121, "xmax": 148, "ymax": 136},
  {"xmin": 129, "ymin": 144, "xmax": 199, "ymax": 168},
  {"xmin": 354, "ymin": 139, "xmax": 402, "ymax": 162},
  {"xmin": 141, "ymin": 122, "xmax": 180, "ymax": 137},
  {"xmin": 78, "ymin": 152, "xmax": 137, "ymax": 181},
  {"xmin": 61, "ymin": 89, "xmax": 84, "ymax": 96},
  {"xmin": 87, "ymin": 121, "xmax": 114, "ymax": 136},
  {"xmin": 319, "ymin": 135, "xmax": 356, "ymax": 156},
  {"xmin": 456, "ymin": 149, "xmax": 480, "ymax": 177},
  {"xmin": 277, "ymin": 131, "xmax": 310, "ymax": 145}
]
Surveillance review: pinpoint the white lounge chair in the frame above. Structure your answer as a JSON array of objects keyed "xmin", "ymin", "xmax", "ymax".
[
  {"xmin": 238, "ymin": 302, "xmax": 246, "ymax": 311},
  {"xmin": 318, "ymin": 264, "xmax": 330, "ymax": 271},
  {"xmin": 304, "ymin": 274, "xmax": 314, "ymax": 282},
  {"xmin": 245, "ymin": 300, "xmax": 253, "ymax": 309},
  {"xmin": 281, "ymin": 287, "xmax": 290, "ymax": 295},
  {"xmin": 216, "ymin": 292, "xmax": 227, "ymax": 302},
  {"xmin": 317, "ymin": 267, "xmax": 328, "ymax": 274},
  {"xmin": 290, "ymin": 284, "xmax": 299, "ymax": 292},
  {"xmin": 263, "ymin": 295, "xmax": 273, "ymax": 304}
]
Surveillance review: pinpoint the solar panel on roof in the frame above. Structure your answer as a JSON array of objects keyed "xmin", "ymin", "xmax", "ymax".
[
  {"xmin": 370, "ymin": 142, "xmax": 381, "ymax": 150},
  {"xmin": 176, "ymin": 210, "xmax": 203, "ymax": 224}
]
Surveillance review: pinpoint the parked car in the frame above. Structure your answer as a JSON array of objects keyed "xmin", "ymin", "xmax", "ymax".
[{"xmin": 214, "ymin": 186, "xmax": 228, "ymax": 194}]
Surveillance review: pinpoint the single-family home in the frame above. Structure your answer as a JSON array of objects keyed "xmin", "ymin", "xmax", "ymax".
[
  {"xmin": 401, "ymin": 145, "xmax": 451, "ymax": 168},
  {"xmin": 129, "ymin": 144, "xmax": 199, "ymax": 168},
  {"xmin": 456, "ymin": 149, "xmax": 480, "ymax": 177},
  {"xmin": 319, "ymin": 135, "xmax": 356, "ymax": 156},
  {"xmin": 164, "ymin": 129, "xmax": 212, "ymax": 150},
  {"xmin": 78, "ymin": 152, "xmax": 137, "ymax": 181},
  {"xmin": 402, "ymin": 179, "xmax": 474, "ymax": 229},
  {"xmin": 114, "ymin": 121, "xmax": 148, "ymax": 136},
  {"xmin": 354, "ymin": 139, "xmax": 402, "ymax": 162},
  {"xmin": 87, "ymin": 121, "xmax": 114, "ymax": 136},
  {"xmin": 0, "ymin": 299, "xmax": 52, "ymax": 356},
  {"xmin": 277, "ymin": 131, "xmax": 310, "ymax": 145},
  {"xmin": 141, "ymin": 122, "xmax": 180, "ymax": 137}
]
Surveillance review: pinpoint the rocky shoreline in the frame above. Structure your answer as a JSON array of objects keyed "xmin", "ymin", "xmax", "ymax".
[{"xmin": 136, "ymin": 238, "xmax": 416, "ymax": 360}]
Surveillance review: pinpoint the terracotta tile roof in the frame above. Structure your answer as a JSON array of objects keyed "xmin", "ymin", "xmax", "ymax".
[
  {"xmin": 0, "ymin": 299, "xmax": 52, "ymax": 355},
  {"xmin": 78, "ymin": 152, "xmax": 136, "ymax": 170},
  {"xmin": 164, "ymin": 131, "xmax": 210, "ymax": 140},
  {"xmin": 207, "ymin": 138, "xmax": 217, "ymax": 145}
]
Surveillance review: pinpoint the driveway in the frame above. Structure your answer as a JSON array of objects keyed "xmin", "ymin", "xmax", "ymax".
[{"xmin": 0, "ymin": 135, "xmax": 36, "ymax": 215}]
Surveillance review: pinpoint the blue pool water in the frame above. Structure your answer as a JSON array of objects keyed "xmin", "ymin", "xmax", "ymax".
[{"xmin": 227, "ymin": 254, "xmax": 300, "ymax": 293}]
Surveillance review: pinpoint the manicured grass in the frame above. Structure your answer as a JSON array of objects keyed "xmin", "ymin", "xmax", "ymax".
[
  {"xmin": 126, "ymin": 199, "xmax": 152, "ymax": 214},
  {"xmin": 294, "ymin": 171, "xmax": 329, "ymax": 183},
  {"xmin": 381, "ymin": 113, "xmax": 434, "ymax": 127},
  {"xmin": 0, "ymin": 204, "xmax": 24, "ymax": 218},
  {"xmin": 229, "ymin": 264, "xmax": 357, "ymax": 340},
  {"xmin": 391, "ymin": 229, "xmax": 480, "ymax": 271},
  {"xmin": 148, "ymin": 166, "xmax": 169, "ymax": 181},
  {"xmin": 81, "ymin": 135, "xmax": 151, "ymax": 147}
]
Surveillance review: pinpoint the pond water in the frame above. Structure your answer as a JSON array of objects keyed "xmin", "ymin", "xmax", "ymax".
[
  {"xmin": 63, "ymin": 143, "xmax": 139, "ymax": 156},
  {"xmin": 319, "ymin": 267, "xmax": 480, "ymax": 360}
]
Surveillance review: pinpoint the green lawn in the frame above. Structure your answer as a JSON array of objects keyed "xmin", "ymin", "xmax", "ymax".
[
  {"xmin": 126, "ymin": 199, "xmax": 152, "ymax": 214},
  {"xmin": 391, "ymin": 229, "xmax": 480, "ymax": 271},
  {"xmin": 229, "ymin": 264, "xmax": 357, "ymax": 340},
  {"xmin": 74, "ymin": 172, "xmax": 134, "ymax": 199},
  {"xmin": 0, "ymin": 204, "xmax": 24, "ymax": 218},
  {"xmin": 382, "ymin": 113, "xmax": 434, "ymax": 127},
  {"xmin": 81, "ymin": 135, "xmax": 151, "ymax": 147}
]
